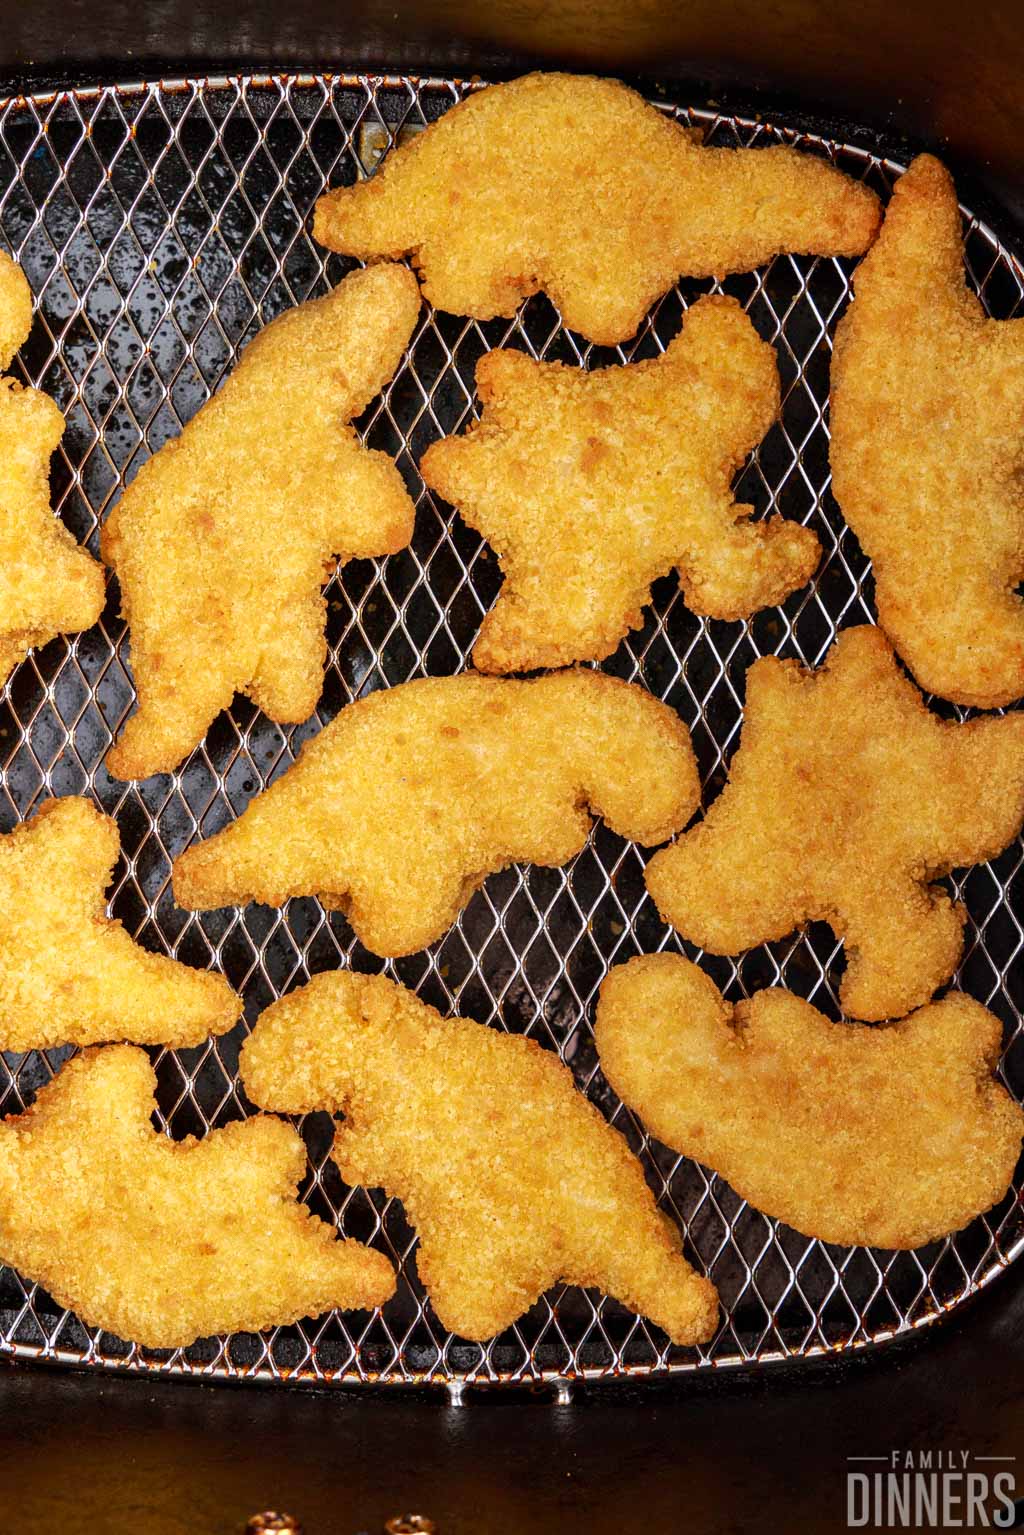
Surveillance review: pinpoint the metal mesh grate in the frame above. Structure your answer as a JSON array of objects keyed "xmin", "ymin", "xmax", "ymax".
[{"xmin": 0, "ymin": 72, "xmax": 1022, "ymax": 1391}]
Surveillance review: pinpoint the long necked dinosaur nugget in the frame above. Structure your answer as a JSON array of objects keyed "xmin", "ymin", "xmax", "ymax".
[
  {"xmin": 0, "ymin": 252, "xmax": 105, "ymax": 688},
  {"xmin": 596, "ymin": 954, "xmax": 1023, "ymax": 1248},
  {"xmin": 242, "ymin": 971, "xmax": 719, "ymax": 1344},
  {"xmin": 0, "ymin": 1045, "xmax": 395, "ymax": 1348},
  {"xmin": 0, "ymin": 797, "xmax": 239, "ymax": 1051},
  {"xmin": 645, "ymin": 626, "xmax": 1024, "ymax": 1021},
  {"xmin": 174, "ymin": 670, "xmax": 700, "ymax": 957},
  {"xmin": 421, "ymin": 296, "xmax": 819, "ymax": 670},
  {"xmin": 314, "ymin": 73, "xmax": 880, "ymax": 346},
  {"xmin": 832, "ymin": 156, "xmax": 1024, "ymax": 708},
  {"xmin": 102, "ymin": 263, "xmax": 421, "ymax": 780}
]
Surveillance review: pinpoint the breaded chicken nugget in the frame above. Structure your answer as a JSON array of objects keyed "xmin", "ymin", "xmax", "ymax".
[
  {"xmin": 314, "ymin": 73, "xmax": 880, "ymax": 346},
  {"xmin": 0, "ymin": 252, "xmax": 105, "ymax": 688},
  {"xmin": 421, "ymin": 296, "xmax": 819, "ymax": 670},
  {"xmin": 0, "ymin": 797, "xmax": 239, "ymax": 1051},
  {"xmin": 242, "ymin": 971, "xmax": 719, "ymax": 1344},
  {"xmin": 596, "ymin": 954, "xmax": 1023, "ymax": 1248},
  {"xmin": 174, "ymin": 670, "xmax": 700, "ymax": 956},
  {"xmin": 832, "ymin": 156, "xmax": 1024, "ymax": 708},
  {"xmin": 0, "ymin": 1045, "xmax": 395, "ymax": 1348},
  {"xmin": 645, "ymin": 626, "xmax": 1024, "ymax": 1021},
  {"xmin": 102, "ymin": 264, "xmax": 421, "ymax": 780}
]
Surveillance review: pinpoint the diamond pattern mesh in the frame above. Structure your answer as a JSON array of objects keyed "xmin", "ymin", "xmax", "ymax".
[{"xmin": 0, "ymin": 73, "xmax": 1021, "ymax": 1391}]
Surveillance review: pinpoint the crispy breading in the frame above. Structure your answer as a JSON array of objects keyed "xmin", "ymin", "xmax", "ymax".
[
  {"xmin": 0, "ymin": 797, "xmax": 239, "ymax": 1051},
  {"xmin": 0, "ymin": 1045, "xmax": 395, "ymax": 1348},
  {"xmin": 0, "ymin": 252, "xmax": 105, "ymax": 687},
  {"xmin": 596, "ymin": 954, "xmax": 1024, "ymax": 1248},
  {"xmin": 831, "ymin": 156, "xmax": 1024, "ymax": 709},
  {"xmin": 314, "ymin": 72, "xmax": 880, "ymax": 346},
  {"xmin": 241, "ymin": 971, "xmax": 719, "ymax": 1344},
  {"xmin": 421, "ymin": 296, "xmax": 819, "ymax": 670},
  {"xmin": 174, "ymin": 670, "xmax": 700, "ymax": 957},
  {"xmin": 101, "ymin": 263, "xmax": 421, "ymax": 780},
  {"xmin": 645, "ymin": 626, "xmax": 1024, "ymax": 1021}
]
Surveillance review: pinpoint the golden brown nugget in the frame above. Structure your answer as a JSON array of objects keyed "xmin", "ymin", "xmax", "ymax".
[
  {"xmin": 596, "ymin": 954, "xmax": 1024, "ymax": 1248},
  {"xmin": 422, "ymin": 296, "xmax": 819, "ymax": 670},
  {"xmin": 832, "ymin": 156, "xmax": 1024, "ymax": 708},
  {"xmin": 102, "ymin": 263, "xmax": 421, "ymax": 780},
  {"xmin": 0, "ymin": 797, "xmax": 239, "ymax": 1051},
  {"xmin": 0, "ymin": 252, "xmax": 105, "ymax": 687},
  {"xmin": 645, "ymin": 626, "xmax": 1024, "ymax": 1021},
  {"xmin": 0, "ymin": 1045, "xmax": 395, "ymax": 1348},
  {"xmin": 315, "ymin": 73, "xmax": 880, "ymax": 346},
  {"xmin": 242, "ymin": 971, "xmax": 719, "ymax": 1344},
  {"xmin": 174, "ymin": 670, "xmax": 700, "ymax": 957}
]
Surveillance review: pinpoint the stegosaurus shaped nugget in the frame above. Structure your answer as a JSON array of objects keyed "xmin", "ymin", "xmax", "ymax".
[
  {"xmin": 0, "ymin": 1045, "xmax": 395, "ymax": 1348},
  {"xmin": 0, "ymin": 797, "xmax": 239, "ymax": 1051},
  {"xmin": 645, "ymin": 626, "xmax": 1024, "ymax": 1021},
  {"xmin": 241, "ymin": 971, "xmax": 719, "ymax": 1345},
  {"xmin": 422, "ymin": 296, "xmax": 819, "ymax": 671},
  {"xmin": 102, "ymin": 263, "xmax": 421, "ymax": 780},
  {"xmin": 314, "ymin": 72, "xmax": 880, "ymax": 346},
  {"xmin": 0, "ymin": 252, "xmax": 105, "ymax": 687}
]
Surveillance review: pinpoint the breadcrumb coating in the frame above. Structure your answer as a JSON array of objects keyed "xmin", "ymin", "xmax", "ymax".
[
  {"xmin": 102, "ymin": 263, "xmax": 421, "ymax": 780},
  {"xmin": 314, "ymin": 72, "xmax": 880, "ymax": 346},
  {"xmin": 421, "ymin": 295, "xmax": 818, "ymax": 670},
  {"xmin": 0, "ymin": 252, "xmax": 105, "ymax": 687},
  {"xmin": 242, "ymin": 971, "xmax": 719, "ymax": 1344},
  {"xmin": 0, "ymin": 1046, "xmax": 395, "ymax": 1348},
  {"xmin": 174, "ymin": 670, "xmax": 700, "ymax": 957},
  {"xmin": 645, "ymin": 626, "xmax": 1024, "ymax": 1021},
  {"xmin": 596, "ymin": 954, "xmax": 1024, "ymax": 1249},
  {"xmin": 0, "ymin": 797, "xmax": 239, "ymax": 1051},
  {"xmin": 832, "ymin": 156, "xmax": 1024, "ymax": 708}
]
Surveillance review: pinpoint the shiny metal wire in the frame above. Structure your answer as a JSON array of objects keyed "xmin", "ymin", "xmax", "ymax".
[{"xmin": 0, "ymin": 73, "xmax": 1021, "ymax": 1390}]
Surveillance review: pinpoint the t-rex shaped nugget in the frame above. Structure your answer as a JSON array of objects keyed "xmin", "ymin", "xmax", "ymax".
[
  {"xmin": 0, "ymin": 797, "xmax": 239, "ymax": 1051},
  {"xmin": 313, "ymin": 73, "xmax": 880, "ymax": 346},
  {"xmin": 421, "ymin": 296, "xmax": 819, "ymax": 670},
  {"xmin": 0, "ymin": 252, "xmax": 105, "ymax": 688},
  {"xmin": 241, "ymin": 971, "xmax": 719, "ymax": 1343},
  {"xmin": 596, "ymin": 954, "xmax": 1024, "ymax": 1248},
  {"xmin": 832, "ymin": 156, "xmax": 1024, "ymax": 708},
  {"xmin": 0, "ymin": 1045, "xmax": 395, "ymax": 1348},
  {"xmin": 101, "ymin": 263, "xmax": 421, "ymax": 780},
  {"xmin": 645, "ymin": 625, "xmax": 1024, "ymax": 1021},
  {"xmin": 174, "ymin": 670, "xmax": 700, "ymax": 957}
]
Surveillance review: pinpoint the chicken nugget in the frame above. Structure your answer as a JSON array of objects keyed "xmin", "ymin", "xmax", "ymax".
[
  {"xmin": 0, "ymin": 252, "xmax": 105, "ymax": 688},
  {"xmin": 596, "ymin": 954, "xmax": 1023, "ymax": 1248},
  {"xmin": 421, "ymin": 296, "xmax": 819, "ymax": 670},
  {"xmin": 241, "ymin": 971, "xmax": 718, "ymax": 1344},
  {"xmin": 101, "ymin": 263, "xmax": 421, "ymax": 780},
  {"xmin": 0, "ymin": 1045, "xmax": 395, "ymax": 1348},
  {"xmin": 174, "ymin": 669, "xmax": 699, "ymax": 956},
  {"xmin": 0, "ymin": 797, "xmax": 239, "ymax": 1051},
  {"xmin": 314, "ymin": 73, "xmax": 880, "ymax": 346},
  {"xmin": 645, "ymin": 626, "xmax": 1024, "ymax": 1021},
  {"xmin": 831, "ymin": 156, "xmax": 1024, "ymax": 708}
]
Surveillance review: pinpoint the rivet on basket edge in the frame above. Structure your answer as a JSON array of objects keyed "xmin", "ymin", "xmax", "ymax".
[
  {"xmin": 384, "ymin": 1517, "xmax": 437, "ymax": 1535},
  {"xmin": 245, "ymin": 1513, "xmax": 302, "ymax": 1534}
]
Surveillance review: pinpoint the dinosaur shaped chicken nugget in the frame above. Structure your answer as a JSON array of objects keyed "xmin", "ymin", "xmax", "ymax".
[
  {"xmin": 0, "ymin": 252, "xmax": 105, "ymax": 687},
  {"xmin": 314, "ymin": 72, "xmax": 880, "ymax": 346},
  {"xmin": 645, "ymin": 626, "xmax": 1024, "ymax": 1021},
  {"xmin": 421, "ymin": 296, "xmax": 819, "ymax": 670},
  {"xmin": 241, "ymin": 971, "xmax": 719, "ymax": 1344},
  {"xmin": 102, "ymin": 263, "xmax": 421, "ymax": 779},
  {"xmin": 0, "ymin": 1045, "xmax": 395, "ymax": 1347},
  {"xmin": 174, "ymin": 670, "xmax": 700, "ymax": 956},
  {"xmin": 596, "ymin": 954, "xmax": 1023, "ymax": 1248},
  {"xmin": 0, "ymin": 797, "xmax": 239, "ymax": 1051},
  {"xmin": 832, "ymin": 156, "xmax": 1024, "ymax": 708}
]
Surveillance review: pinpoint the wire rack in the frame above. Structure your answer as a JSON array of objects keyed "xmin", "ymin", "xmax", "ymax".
[{"xmin": 0, "ymin": 72, "xmax": 1021, "ymax": 1394}]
